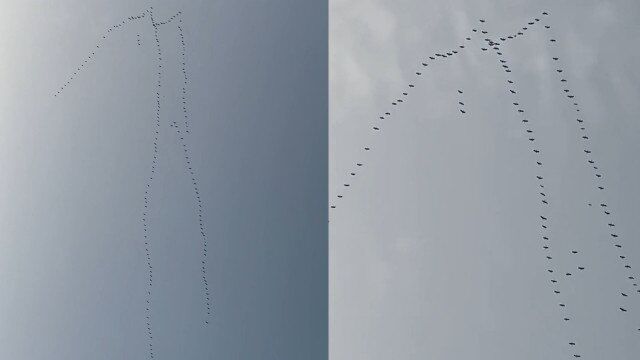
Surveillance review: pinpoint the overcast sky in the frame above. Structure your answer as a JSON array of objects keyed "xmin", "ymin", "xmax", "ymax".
[{"xmin": 330, "ymin": 1, "xmax": 640, "ymax": 359}]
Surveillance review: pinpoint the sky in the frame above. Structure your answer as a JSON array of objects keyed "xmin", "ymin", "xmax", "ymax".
[
  {"xmin": 0, "ymin": 1, "xmax": 326, "ymax": 359},
  {"xmin": 330, "ymin": 0, "xmax": 640, "ymax": 359}
]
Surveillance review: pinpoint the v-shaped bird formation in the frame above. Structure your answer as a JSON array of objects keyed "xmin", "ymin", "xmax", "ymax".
[{"xmin": 331, "ymin": 9, "xmax": 639, "ymax": 358}]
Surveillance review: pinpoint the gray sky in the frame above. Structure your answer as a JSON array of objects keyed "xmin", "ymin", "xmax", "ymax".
[
  {"xmin": 1, "ymin": 1, "xmax": 326, "ymax": 359},
  {"xmin": 330, "ymin": 1, "xmax": 640, "ymax": 359}
]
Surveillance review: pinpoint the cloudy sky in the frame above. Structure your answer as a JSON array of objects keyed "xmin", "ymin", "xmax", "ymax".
[{"xmin": 330, "ymin": 0, "xmax": 640, "ymax": 359}]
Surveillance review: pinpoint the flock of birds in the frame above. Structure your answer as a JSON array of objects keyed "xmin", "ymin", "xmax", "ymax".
[
  {"xmin": 53, "ymin": 7, "xmax": 211, "ymax": 360},
  {"xmin": 542, "ymin": 20, "xmax": 640, "ymax": 322},
  {"xmin": 49, "ymin": 5, "xmax": 640, "ymax": 358},
  {"xmin": 478, "ymin": 16, "xmax": 586, "ymax": 358},
  {"xmin": 329, "ymin": 18, "xmax": 486, "ymax": 214},
  {"xmin": 331, "ymin": 9, "xmax": 640, "ymax": 358}
]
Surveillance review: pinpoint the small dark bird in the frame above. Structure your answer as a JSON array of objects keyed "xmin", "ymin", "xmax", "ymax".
[{"xmin": 620, "ymin": 307, "xmax": 627, "ymax": 312}]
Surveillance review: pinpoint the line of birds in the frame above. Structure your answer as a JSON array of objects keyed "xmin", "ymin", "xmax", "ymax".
[
  {"xmin": 329, "ymin": 19, "xmax": 489, "ymax": 217},
  {"xmin": 52, "ymin": 10, "xmax": 147, "ymax": 98},
  {"xmin": 543, "ymin": 18, "xmax": 640, "ymax": 332},
  {"xmin": 329, "ymin": 13, "xmax": 552, "ymax": 216},
  {"xmin": 176, "ymin": 19, "xmax": 212, "ymax": 322},
  {"xmin": 53, "ymin": 8, "xmax": 182, "ymax": 98},
  {"xmin": 477, "ymin": 14, "xmax": 584, "ymax": 359},
  {"xmin": 54, "ymin": 7, "xmax": 211, "ymax": 359},
  {"xmin": 142, "ymin": 7, "xmax": 163, "ymax": 359},
  {"xmin": 457, "ymin": 89, "xmax": 466, "ymax": 115}
]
